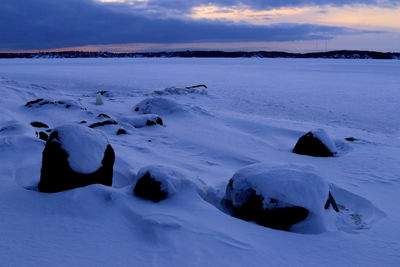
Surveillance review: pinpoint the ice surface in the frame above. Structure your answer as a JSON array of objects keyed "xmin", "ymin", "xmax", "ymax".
[{"xmin": 0, "ymin": 58, "xmax": 399, "ymax": 266}]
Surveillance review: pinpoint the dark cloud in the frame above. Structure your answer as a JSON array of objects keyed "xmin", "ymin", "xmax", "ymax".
[
  {"xmin": 0, "ymin": 0, "xmax": 382, "ymax": 50},
  {"xmin": 135, "ymin": 0, "xmax": 400, "ymax": 13}
]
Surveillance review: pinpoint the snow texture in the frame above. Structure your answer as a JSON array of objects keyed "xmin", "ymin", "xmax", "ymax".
[{"xmin": 54, "ymin": 124, "xmax": 109, "ymax": 174}]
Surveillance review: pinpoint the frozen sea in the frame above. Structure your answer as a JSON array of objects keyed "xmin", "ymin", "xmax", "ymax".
[{"xmin": 0, "ymin": 58, "xmax": 399, "ymax": 266}]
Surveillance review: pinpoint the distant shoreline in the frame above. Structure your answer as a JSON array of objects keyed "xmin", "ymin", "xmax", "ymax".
[{"xmin": 0, "ymin": 50, "xmax": 399, "ymax": 60}]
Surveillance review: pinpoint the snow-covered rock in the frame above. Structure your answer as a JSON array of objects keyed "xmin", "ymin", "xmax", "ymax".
[
  {"xmin": 222, "ymin": 163, "xmax": 336, "ymax": 231},
  {"xmin": 293, "ymin": 128, "xmax": 336, "ymax": 157},
  {"xmin": 134, "ymin": 165, "xmax": 191, "ymax": 202},
  {"xmin": 133, "ymin": 97, "xmax": 186, "ymax": 115},
  {"xmin": 38, "ymin": 124, "xmax": 115, "ymax": 193},
  {"xmin": 152, "ymin": 86, "xmax": 208, "ymax": 96},
  {"xmin": 121, "ymin": 114, "xmax": 163, "ymax": 128}
]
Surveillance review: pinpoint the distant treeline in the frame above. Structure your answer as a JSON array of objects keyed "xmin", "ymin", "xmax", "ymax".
[{"xmin": 1, "ymin": 50, "xmax": 399, "ymax": 59}]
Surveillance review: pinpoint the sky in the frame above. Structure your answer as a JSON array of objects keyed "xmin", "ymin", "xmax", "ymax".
[{"xmin": 0, "ymin": 0, "xmax": 399, "ymax": 52}]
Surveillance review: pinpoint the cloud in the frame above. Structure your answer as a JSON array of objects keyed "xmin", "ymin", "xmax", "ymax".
[
  {"xmin": 0, "ymin": 0, "xmax": 383, "ymax": 50},
  {"xmin": 110, "ymin": 0, "xmax": 400, "ymax": 13}
]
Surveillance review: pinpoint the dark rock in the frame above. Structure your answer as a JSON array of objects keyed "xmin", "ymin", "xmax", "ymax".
[
  {"xmin": 185, "ymin": 84, "xmax": 207, "ymax": 89},
  {"xmin": 46, "ymin": 129, "xmax": 52, "ymax": 133},
  {"xmin": 89, "ymin": 120, "xmax": 118, "ymax": 128},
  {"xmin": 293, "ymin": 132, "xmax": 334, "ymax": 157},
  {"xmin": 145, "ymin": 117, "xmax": 163, "ymax": 126},
  {"xmin": 324, "ymin": 192, "xmax": 339, "ymax": 212},
  {"xmin": 38, "ymin": 126, "xmax": 115, "ymax": 193},
  {"xmin": 146, "ymin": 120, "xmax": 156, "ymax": 126},
  {"xmin": 40, "ymin": 100, "xmax": 51, "ymax": 106},
  {"xmin": 30, "ymin": 121, "xmax": 49, "ymax": 128},
  {"xmin": 97, "ymin": 113, "xmax": 111, "ymax": 119},
  {"xmin": 116, "ymin": 128, "xmax": 127, "ymax": 135},
  {"xmin": 25, "ymin": 98, "xmax": 44, "ymax": 107},
  {"xmin": 134, "ymin": 172, "xmax": 167, "ymax": 202},
  {"xmin": 223, "ymin": 181, "xmax": 309, "ymax": 231},
  {"xmin": 345, "ymin": 137, "xmax": 357, "ymax": 142},
  {"xmin": 80, "ymin": 121, "xmax": 87, "ymax": 124},
  {"xmin": 134, "ymin": 107, "xmax": 139, "ymax": 112},
  {"xmin": 25, "ymin": 98, "xmax": 83, "ymax": 110},
  {"xmin": 38, "ymin": 131, "xmax": 48, "ymax": 141}
]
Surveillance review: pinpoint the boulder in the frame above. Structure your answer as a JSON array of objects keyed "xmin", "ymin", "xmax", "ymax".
[
  {"xmin": 38, "ymin": 124, "xmax": 115, "ymax": 193},
  {"xmin": 134, "ymin": 165, "xmax": 189, "ymax": 202},
  {"xmin": 133, "ymin": 97, "xmax": 185, "ymax": 115},
  {"xmin": 121, "ymin": 114, "xmax": 163, "ymax": 128},
  {"xmin": 293, "ymin": 129, "xmax": 336, "ymax": 157},
  {"xmin": 222, "ymin": 163, "xmax": 338, "ymax": 231}
]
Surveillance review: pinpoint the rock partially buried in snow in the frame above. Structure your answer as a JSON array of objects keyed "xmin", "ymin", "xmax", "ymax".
[
  {"xmin": 134, "ymin": 165, "xmax": 190, "ymax": 202},
  {"xmin": 222, "ymin": 163, "xmax": 338, "ymax": 231},
  {"xmin": 121, "ymin": 114, "xmax": 163, "ymax": 128},
  {"xmin": 293, "ymin": 129, "xmax": 336, "ymax": 157},
  {"xmin": 25, "ymin": 98, "xmax": 83, "ymax": 110},
  {"xmin": 133, "ymin": 97, "xmax": 186, "ymax": 115},
  {"xmin": 38, "ymin": 124, "xmax": 115, "ymax": 193}
]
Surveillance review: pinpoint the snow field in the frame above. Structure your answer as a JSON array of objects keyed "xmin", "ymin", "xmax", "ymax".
[{"xmin": 0, "ymin": 58, "xmax": 399, "ymax": 266}]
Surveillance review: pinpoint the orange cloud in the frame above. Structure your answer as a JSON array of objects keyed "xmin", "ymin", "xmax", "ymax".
[{"xmin": 188, "ymin": 4, "xmax": 400, "ymax": 31}]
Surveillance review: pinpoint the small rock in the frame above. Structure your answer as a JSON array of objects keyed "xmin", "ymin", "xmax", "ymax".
[
  {"xmin": 89, "ymin": 120, "xmax": 118, "ymax": 128},
  {"xmin": 134, "ymin": 172, "xmax": 167, "ymax": 202},
  {"xmin": 293, "ymin": 129, "xmax": 336, "ymax": 157},
  {"xmin": 25, "ymin": 98, "xmax": 44, "ymax": 107},
  {"xmin": 116, "ymin": 128, "xmax": 127, "ymax": 135},
  {"xmin": 38, "ymin": 131, "xmax": 48, "ymax": 141},
  {"xmin": 30, "ymin": 121, "xmax": 49, "ymax": 128},
  {"xmin": 97, "ymin": 113, "xmax": 111, "ymax": 119}
]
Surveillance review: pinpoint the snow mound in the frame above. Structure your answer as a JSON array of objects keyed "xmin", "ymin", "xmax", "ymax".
[
  {"xmin": 52, "ymin": 124, "xmax": 109, "ymax": 174},
  {"xmin": 135, "ymin": 165, "xmax": 193, "ymax": 200},
  {"xmin": 311, "ymin": 128, "xmax": 337, "ymax": 154},
  {"xmin": 0, "ymin": 120, "xmax": 28, "ymax": 136},
  {"xmin": 121, "ymin": 114, "xmax": 163, "ymax": 128},
  {"xmin": 133, "ymin": 97, "xmax": 187, "ymax": 115},
  {"xmin": 227, "ymin": 163, "xmax": 330, "ymax": 215},
  {"xmin": 331, "ymin": 185, "xmax": 385, "ymax": 233},
  {"xmin": 152, "ymin": 86, "xmax": 208, "ymax": 96}
]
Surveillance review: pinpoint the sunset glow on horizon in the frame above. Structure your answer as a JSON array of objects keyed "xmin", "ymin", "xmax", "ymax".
[{"xmin": 1, "ymin": 0, "xmax": 399, "ymax": 52}]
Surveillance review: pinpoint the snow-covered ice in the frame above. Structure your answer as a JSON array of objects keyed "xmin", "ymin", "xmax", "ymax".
[{"xmin": 0, "ymin": 58, "xmax": 399, "ymax": 266}]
